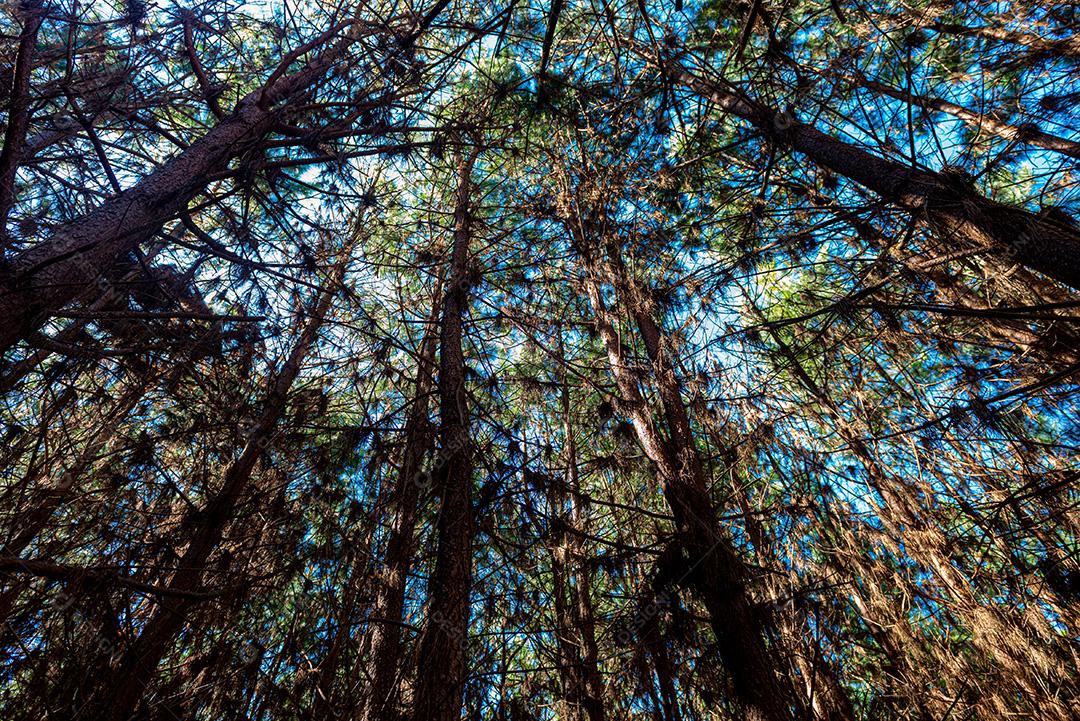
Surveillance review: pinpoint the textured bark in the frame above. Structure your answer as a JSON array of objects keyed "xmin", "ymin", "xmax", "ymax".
[
  {"xmin": 96, "ymin": 261, "xmax": 344, "ymax": 721},
  {"xmin": 641, "ymin": 611, "xmax": 683, "ymax": 721},
  {"xmin": 917, "ymin": 19, "xmax": 1080, "ymax": 60},
  {"xmin": 560, "ymin": 356, "xmax": 606, "ymax": 721},
  {"xmin": 547, "ymin": 355, "xmax": 606, "ymax": 721},
  {"xmin": 562, "ymin": 201, "xmax": 794, "ymax": 721},
  {"xmin": 409, "ymin": 151, "xmax": 479, "ymax": 721},
  {"xmin": 757, "ymin": 310, "xmax": 1078, "ymax": 721},
  {"xmin": 0, "ymin": 372, "xmax": 158, "ymax": 559},
  {"xmin": 359, "ymin": 275, "xmax": 443, "ymax": 721},
  {"xmin": 0, "ymin": 370, "xmax": 159, "ymax": 625},
  {"xmin": 0, "ymin": 0, "xmax": 44, "ymax": 241},
  {"xmin": 0, "ymin": 30, "xmax": 353, "ymax": 354},
  {"xmin": 671, "ymin": 66, "xmax": 1080, "ymax": 291},
  {"xmin": 808, "ymin": 191, "xmax": 1080, "ymax": 368}
]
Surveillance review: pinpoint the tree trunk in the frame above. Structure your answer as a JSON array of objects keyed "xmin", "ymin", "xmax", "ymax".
[
  {"xmin": 96, "ymin": 257, "xmax": 346, "ymax": 721},
  {"xmin": 754, "ymin": 304, "xmax": 1077, "ymax": 721},
  {"xmin": 561, "ymin": 200, "xmax": 794, "ymax": 721},
  {"xmin": 545, "ymin": 355, "xmax": 606, "ymax": 721},
  {"xmin": 360, "ymin": 274, "xmax": 443, "ymax": 721},
  {"xmin": 0, "ymin": 0, "xmax": 45, "ymax": 244},
  {"xmin": 915, "ymin": 18, "xmax": 1080, "ymax": 61},
  {"xmin": 807, "ymin": 190, "xmax": 1080, "ymax": 368},
  {"xmin": 0, "ymin": 23, "xmax": 371, "ymax": 354},
  {"xmin": 670, "ymin": 65, "xmax": 1080, "ymax": 291},
  {"xmin": 559, "ymin": 347, "xmax": 607, "ymax": 721},
  {"xmin": 409, "ymin": 150, "xmax": 479, "ymax": 721},
  {"xmin": 859, "ymin": 76, "xmax": 1080, "ymax": 160}
]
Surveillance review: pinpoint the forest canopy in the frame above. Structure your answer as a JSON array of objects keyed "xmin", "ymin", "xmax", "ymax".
[{"xmin": 0, "ymin": 1, "xmax": 1077, "ymax": 720}]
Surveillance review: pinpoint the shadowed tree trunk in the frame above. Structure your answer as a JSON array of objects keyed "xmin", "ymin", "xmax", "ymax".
[
  {"xmin": 0, "ymin": 0, "xmax": 45, "ymax": 244},
  {"xmin": 558, "ymin": 186, "xmax": 795, "ymax": 721},
  {"xmin": 0, "ymin": 7, "xmax": 452, "ymax": 354},
  {"xmin": 858, "ymin": 76, "xmax": 1080, "ymax": 160},
  {"xmin": 806, "ymin": 190, "xmax": 1080, "ymax": 368},
  {"xmin": 544, "ymin": 356, "xmax": 606, "ymax": 721},
  {"xmin": 558, "ymin": 338, "xmax": 607, "ymax": 721},
  {"xmin": 359, "ymin": 273, "xmax": 443, "ymax": 721},
  {"xmin": 912, "ymin": 17, "xmax": 1080, "ymax": 61},
  {"xmin": 93, "ymin": 253, "xmax": 348, "ymax": 721},
  {"xmin": 751, "ymin": 300, "xmax": 1078, "ymax": 721},
  {"xmin": 409, "ymin": 149, "xmax": 479, "ymax": 721}
]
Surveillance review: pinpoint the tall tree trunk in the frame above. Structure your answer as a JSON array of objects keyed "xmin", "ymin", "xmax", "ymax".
[
  {"xmin": 641, "ymin": 611, "xmax": 683, "ymax": 721},
  {"xmin": 544, "ymin": 355, "xmax": 605, "ymax": 721},
  {"xmin": 0, "ymin": 0, "xmax": 44, "ymax": 245},
  {"xmin": 359, "ymin": 273, "xmax": 443, "ymax": 721},
  {"xmin": 0, "ymin": 366, "xmax": 172, "ymax": 626},
  {"xmin": 409, "ymin": 150, "xmax": 479, "ymax": 721},
  {"xmin": 560, "ymin": 196, "xmax": 794, "ymax": 721},
  {"xmin": 558, "ymin": 342, "xmax": 606, "ymax": 721},
  {"xmin": 753, "ymin": 302, "xmax": 1077, "ymax": 721},
  {"xmin": 807, "ymin": 189, "xmax": 1080, "ymax": 367},
  {"xmin": 599, "ymin": 237, "xmax": 855, "ymax": 721},
  {"xmin": 669, "ymin": 64, "xmax": 1080, "ymax": 291},
  {"xmin": 911, "ymin": 17, "xmax": 1080, "ymax": 61},
  {"xmin": 95, "ymin": 256, "xmax": 347, "ymax": 721}
]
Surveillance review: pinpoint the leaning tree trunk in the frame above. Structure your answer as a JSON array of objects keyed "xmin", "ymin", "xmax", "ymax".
[
  {"xmin": 753, "ymin": 303, "xmax": 1078, "ymax": 721},
  {"xmin": 409, "ymin": 150, "xmax": 479, "ymax": 721},
  {"xmin": 807, "ymin": 189, "xmax": 1080, "ymax": 368},
  {"xmin": 0, "ymin": 0, "xmax": 45, "ymax": 243},
  {"xmin": 0, "ymin": 8, "xmax": 446, "ymax": 354},
  {"xmin": 911, "ymin": 17, "xmax": 1080, "ymax": 61},
  {"xmin": 95, "ymin": 256, "xmax": 347, "ymax": 721},
  {"xmin": 668, "ymin": 64, "xmax": 1080, "ymax": 291},
  {"xmin": 560, "ymin": 195, "xmax": 794, "ymax": 721},
  {"xmin": 599, "ymin": 236, "xmax": 836, "ymax": 721},
  {"xmin": 858, "ymin": 76, "xmax": 1080, "ymax": 160}
]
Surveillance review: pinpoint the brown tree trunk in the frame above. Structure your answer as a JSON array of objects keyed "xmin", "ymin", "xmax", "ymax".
[
  {"xmin": 753, "ymin": 304, "xmax": 1077, "ymax": 721},
  {"xmin": 560, "ymin": 196, "xmax": 794, "ymax": 721},
  {"xmin": 641, "ymin": 611, "xmax": 683, "ymax": 721},
  {"xmin": 545, "ymin": 354, "xmax": 606, "ymax": 721},
  {"xmin": 0, "ymin": 0, "xmax": 44, "ymax": 244},
  {"xmin": 409, "ymin": 150, "xmax": 479, "ymax": 721},
  {"xmin": 670, "ymin": 65, "xmax": 1080, "ymax": 291},
  {"xmin": 807, "ymin": 190, "xmax": 1080, "ymax": 367},
  {"xmin": 96, "ymin": 257, "xmax": 346, "ymax": 721},
  {"xmin": 559, "ymin": 347, "xmax": 607, "ymax": 721},
  {"xmin": 915, "ymin": 18, "xmax": 1080, "ymax": 61},
  {"xmin": 0, "ymin": 18, "xmax": 398, "ymax": 353},
  {"xmin": 359, "ymin": 274, "xmax": 443, "ymax": 721}
]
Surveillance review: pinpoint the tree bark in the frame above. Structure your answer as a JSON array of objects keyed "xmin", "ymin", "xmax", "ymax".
[
  {"xmin": 916, "ymin": 18, "xmax": 1080, "ymax": 61},
  {"xmin": 0, "ymin": 0, "xmax": 45, "ymax": 244},
  {"xmin": 359, "ymin": 274, "xmax": 443, "ymax": 721},
  {"xmin": 560, "ymin": 194, "xmax": 794, "ymax": 721},
  {"xmin": 669, "ymin": 65, "xmax": 1080, "ymax": 291},
  {"xmin": 559, "ymin": 347, "xmax": 607, "ymax": 721},
  {"xmin": 546, "ymin": 351, "xmax": 606, "ymax": 721},
  {"xmin": 409, "ymin": 150, "xmax": 479, "ymax": 721},
  {"xmin": 806, "ymin": 190, "xmax": 1080, "ymax": 368},
  {"xmin": 0, "ymin": 21, "xmax": 375, "ymax": 354},
  {"xmin": 859, "ymin": 76, "xmax": 1080, "ymax": 160},
  {"xmin": 96, "ymin": 257, "xmax": 346, "ymax": 721},
  {"xmin": 753, "ymin": 303, "xmax": 1077, "ymax": 721}
]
